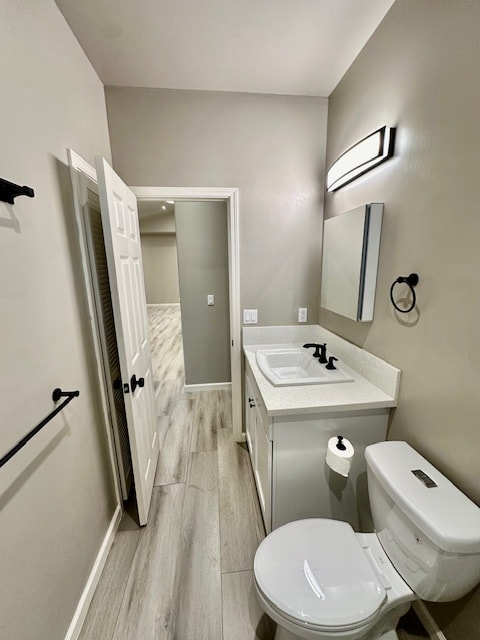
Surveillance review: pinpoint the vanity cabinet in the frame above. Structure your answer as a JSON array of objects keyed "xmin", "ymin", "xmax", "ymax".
[
  {"xmin": 243, "ymin": 325, "xmax": 400, "ymax": 534},
  {"xmin": 245, "ymin": 369, "xmax": 272, "ymax": 530},
  {"xmin": 272, "ymin": 410, "xmax": 388, "ymax": 532},
  {"xmin": 244, "ymin": 360, "xmax": 389, "ymax": 534}
]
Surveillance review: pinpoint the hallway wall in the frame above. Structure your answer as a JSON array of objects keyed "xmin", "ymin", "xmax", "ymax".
[
  {"xmin": 322, "ymin": 1, "xmax": 480, "ymax": 637},
  {"xmin": 0, "ymin": 2, "xmax": 115, "ymax": 639},
  {"xmin": 140, "ymin": 211, "xmax": 180, "ymax": 304},
  {"xmin": 175, "ymin": 201, "xmax": 231, "ymax": 385}
]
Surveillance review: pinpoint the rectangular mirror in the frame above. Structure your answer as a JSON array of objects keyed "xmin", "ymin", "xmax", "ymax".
[{"xmin": 320, "ymin": 203, "xmax": 383, "ymax": 322}]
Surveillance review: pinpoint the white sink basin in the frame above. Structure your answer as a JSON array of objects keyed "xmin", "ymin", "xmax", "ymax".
[{"xmin": 255, "ymin": 347, "xmax": 353, "ymax": 387}]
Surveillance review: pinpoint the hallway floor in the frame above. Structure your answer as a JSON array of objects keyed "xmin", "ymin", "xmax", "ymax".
[
  {"xmin": 78, "ymin": 304, "xmax": 427, "ymax": 640},
  {"xmin": 78, "ymin": 304, "xmax": 275, "ymax": 640}
]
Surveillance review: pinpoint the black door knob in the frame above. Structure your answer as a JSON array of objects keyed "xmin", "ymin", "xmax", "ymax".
[{"xmin": 130, "ymin": 374, "xmax": 145, "ymax": 393}]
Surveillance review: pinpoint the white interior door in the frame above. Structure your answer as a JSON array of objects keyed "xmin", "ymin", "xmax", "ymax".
[{"xmin": 96, "ymin": 157, "xmax": 159, "ymax": 526}]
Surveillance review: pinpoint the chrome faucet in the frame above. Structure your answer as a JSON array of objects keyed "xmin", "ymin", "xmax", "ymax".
[{"xmin": 303, "ymin": 342, "xmax": 328, "ymax": 364}]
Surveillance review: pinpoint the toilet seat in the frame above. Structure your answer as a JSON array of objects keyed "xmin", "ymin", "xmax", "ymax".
[{"xmin": 254, "ymin": 519, "xmax": 387, "ymax": 633}]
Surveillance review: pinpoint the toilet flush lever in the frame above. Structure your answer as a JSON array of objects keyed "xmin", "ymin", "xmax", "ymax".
[{"xmin": 412, "ymin": 469, "xmax": 438, "ymax": 488}]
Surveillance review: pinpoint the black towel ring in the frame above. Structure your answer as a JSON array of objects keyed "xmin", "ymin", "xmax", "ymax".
[{"xmin": 390, "ymin": 273, "xmax": 419, "ymax": 313}]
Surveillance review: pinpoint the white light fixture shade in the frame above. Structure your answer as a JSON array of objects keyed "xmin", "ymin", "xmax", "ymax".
[{"xmin": 326, "ymin": 126, "xmax": 395, "ymax": 192}]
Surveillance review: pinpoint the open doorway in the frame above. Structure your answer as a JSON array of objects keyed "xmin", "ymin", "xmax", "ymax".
[
  {"xmin": 68, "ymin": 154, "xmax": 243, "ymax": 525},
  {"xmin": 133, "ymin": 187, "xmax": 242, "ymax": 441},
  {"xmin": 140, "ymin": 199, "xmax": 231, "ymax": 390}
]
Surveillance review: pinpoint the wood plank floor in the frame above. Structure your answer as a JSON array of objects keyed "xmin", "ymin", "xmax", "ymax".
[
  {"xmin": 78, "ymin": 304, "xmax": 426, "ymax": 640},
  {"xmin": 79, "ymin": 304, "xmax": 275, "ymax": 640}
]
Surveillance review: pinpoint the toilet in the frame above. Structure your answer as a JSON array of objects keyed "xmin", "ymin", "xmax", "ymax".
[{"xmin": 254, "ymin": 441, "xmax": 480, "ymax": 640}]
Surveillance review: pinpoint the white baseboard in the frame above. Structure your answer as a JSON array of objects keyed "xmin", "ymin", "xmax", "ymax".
[
  {"xmin": 413, "ymin": 601, "xmax": 448, "ymax": 640},
  {"xmin": 64, "ymin": 505, "xmax": 122, "ymax": 640},
  {"xmin": 184, "ymin": 381, "xmax": 231, "ymax": 393},
  {"xmin": 146, "ymin": 302, "xmax": 180, "ymax": 307}
]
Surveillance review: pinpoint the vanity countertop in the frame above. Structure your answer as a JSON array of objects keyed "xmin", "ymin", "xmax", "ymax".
[{"xmin": 243, "ymin": 325, "xmax": 401, "ymax": 417}]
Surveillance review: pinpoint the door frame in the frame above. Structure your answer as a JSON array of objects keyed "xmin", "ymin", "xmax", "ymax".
[{"xmin": 132, "ymin": 186, "xmax": 243, "ymax": 442}]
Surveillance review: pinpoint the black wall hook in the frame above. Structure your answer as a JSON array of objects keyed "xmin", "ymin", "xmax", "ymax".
[
  {"xmin": 0, "ymin": 177, "xmax": 35, "ymax": 204},
  {"xmin": 390, "ymin": 273, "xmax": 419, "ymax": 313}
]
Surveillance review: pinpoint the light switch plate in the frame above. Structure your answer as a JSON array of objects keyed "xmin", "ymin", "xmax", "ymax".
[
  {"xmin": 243, "ymin": 309, "xmax": 258, "ymax": 324},
  {"xmin": 207, "ymin": 294, "xmax": 215, "ymax": 306}
]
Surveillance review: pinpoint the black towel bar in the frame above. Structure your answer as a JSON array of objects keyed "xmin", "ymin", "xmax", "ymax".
[{"xmin": 0, "ymin": 388, "xmax": 79, "ymax": 469}]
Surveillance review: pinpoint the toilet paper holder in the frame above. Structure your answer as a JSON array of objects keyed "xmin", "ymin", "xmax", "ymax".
[{"xmin": 326, "ymin": 434, "xmax": 354, "ymax": 478}]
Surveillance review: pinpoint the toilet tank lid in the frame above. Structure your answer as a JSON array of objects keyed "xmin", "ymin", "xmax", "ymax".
[{"xmin": 365, "ymin": 441, "xmax": 480, "ymax": 554}]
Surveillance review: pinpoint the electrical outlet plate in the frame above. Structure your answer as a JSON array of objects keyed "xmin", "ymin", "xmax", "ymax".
[
  {"xmin": 298, "ymin": 307, "xmax": 308, "ymax": 323},
  {"xmin": 207, "ymin": 294, "xmax": 215, "ymax": 306}
]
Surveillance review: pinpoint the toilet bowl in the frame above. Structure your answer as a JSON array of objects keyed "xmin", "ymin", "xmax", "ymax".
[
  {"xmin": 254, "ymin": 441, "xmax": 480, "ymax": 640},
  {"xmin": 254, "ymin": 519, "xmax": 412, "ymax": 640}
]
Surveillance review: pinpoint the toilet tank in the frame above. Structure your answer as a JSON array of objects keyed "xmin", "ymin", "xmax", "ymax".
[{"xmin": 365, "ymin": 441, "xmax": 480, "ymax": 602}]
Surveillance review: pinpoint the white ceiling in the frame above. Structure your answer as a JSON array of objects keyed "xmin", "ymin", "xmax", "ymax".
[
  {"xmin": 55, "ymin": 0, "xmax": 395, "ymax": 97},
  {"xmin": 137, "ymin": 200, "xmax": 174, "ymax": 218}
]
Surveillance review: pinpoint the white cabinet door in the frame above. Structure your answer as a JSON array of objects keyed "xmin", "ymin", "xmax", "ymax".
[
  {"xmin": 254, "ymin": 414, "xmax": 272, "ymax": 530},
  {"xmin": 244, "ymin": 365, "xmax": 272, "ymax": 532},
  {"xmin": 96, "ymin": 157, "xmax": 159, "ymax": 526},
  {"xmin": 245, "ymin": 375, "xmax": 255, "ymax": 457},
  {"xmin": 272, "ymin": 411, "xmax": 389, "ymax": 531}
]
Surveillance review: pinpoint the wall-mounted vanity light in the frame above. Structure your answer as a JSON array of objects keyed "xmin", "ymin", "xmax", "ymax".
[{"xmin": 326, "ymin": 126, "xmax": 395, "ymax": 192}]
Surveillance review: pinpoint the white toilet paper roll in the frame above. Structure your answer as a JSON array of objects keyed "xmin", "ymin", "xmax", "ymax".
[{"xmin": 326, "ymin": 436, "xmax": 354, "ymax": 477}]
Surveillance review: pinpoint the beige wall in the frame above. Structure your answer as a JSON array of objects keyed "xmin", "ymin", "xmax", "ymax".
[
  {"xmin": 105, "ymin": 87, "xmax": 328, "ymax": 326},
  {"xmin": 0, "ymin": 2, "xmax": 115, "ymax": 639},
  {"xmin": 322, "ymin": 1, "xmax": 480, "ymax": 636},
  {"xmin": 140, "ymin": 235, "xmax": 180, "ymax": 304},
  {"xmin": 140, "ymin": 212, "xmax": 180, "ymax": 304}
]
